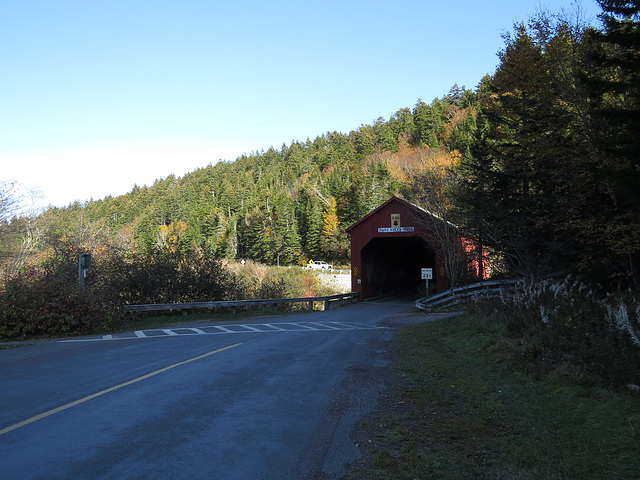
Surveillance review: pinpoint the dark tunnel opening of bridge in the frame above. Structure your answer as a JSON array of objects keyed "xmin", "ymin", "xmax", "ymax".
[{"xmin": 361, "ymin": 236, "xmax": 436, "ymax": 298}]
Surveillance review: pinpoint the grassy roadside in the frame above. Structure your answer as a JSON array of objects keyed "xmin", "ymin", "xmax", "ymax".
[{"xmin": 348, "ymin": 312, "xmax": 640, "ymax": 479}]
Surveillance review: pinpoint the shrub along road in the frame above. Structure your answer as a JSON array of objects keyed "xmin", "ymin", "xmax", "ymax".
[{"xmin": 0, "ymin": 299, "xmax": 426, "ymax": 480}]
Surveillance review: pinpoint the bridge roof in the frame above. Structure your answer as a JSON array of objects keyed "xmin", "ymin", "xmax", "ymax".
[{"xmin": 345, "ymin": 196, "xmax": 441, "ymax": 233}]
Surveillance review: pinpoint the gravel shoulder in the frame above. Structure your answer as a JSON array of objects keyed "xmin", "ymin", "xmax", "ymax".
[{"xmin": 337, "ymin": 310, "xmax": 464, "ymax": 479}]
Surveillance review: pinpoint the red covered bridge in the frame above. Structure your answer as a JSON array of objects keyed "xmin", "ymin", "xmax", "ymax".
[{"xmin": 346, "ymin": 196, "xmax": 486, "ymax": 301}]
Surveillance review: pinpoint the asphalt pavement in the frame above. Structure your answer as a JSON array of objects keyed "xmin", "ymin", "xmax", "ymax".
[{"xmin": 0, "ymin": 298, "xmax": 423, "ymax": 480}]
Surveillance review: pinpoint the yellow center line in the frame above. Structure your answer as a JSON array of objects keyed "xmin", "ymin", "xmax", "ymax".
[{"xmin": 0, "ymin": 342, "xmax": 242, "ymax": 436}]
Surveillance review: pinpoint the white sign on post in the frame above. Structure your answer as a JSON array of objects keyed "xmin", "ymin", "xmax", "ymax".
[{"xmin": 422, "ymin": 267, "xmax": 433, "ymax": 295}]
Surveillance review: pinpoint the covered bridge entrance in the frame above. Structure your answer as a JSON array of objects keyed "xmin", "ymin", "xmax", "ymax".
[{"xmin": 346, "ymin": 197, "xmax": 451, "ymax": 301}]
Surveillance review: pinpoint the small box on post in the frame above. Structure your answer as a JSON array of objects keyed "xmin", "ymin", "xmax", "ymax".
[
  {"xmin": 80, "ymin": 254, "xmax": 91, "ymax": 269},
  {"xmin": 78, "ymin": 253, "xmax": 92, "ymax": 291}
]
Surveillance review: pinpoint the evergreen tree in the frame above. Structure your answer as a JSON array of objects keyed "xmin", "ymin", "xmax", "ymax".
[
  {"xmin": 272, "ymin": 193, "xmax": 301, "ymax": 265},
  {"xmin": 413, "ymin": 99, "xmax": 446, "ymax": 147},
  {"xmin": 303, "ymin": 198, "xmax": 324, "ymax": 260},
  {"xmin": 350, "ymin": 125, "xmax": 377, "ymax": 158},
  {"xmin": 389, "ymin": 107, "xmax": 416, "ymax": 144},
  {"xmin": 585, "ymin": 0, "xmax": 640, "ymax": 286},
  {"xmin": 454, "ymin": 17, "xmax": 595, "ymax": 278},
  {"xmin": 372, "ymin": 117, "xmax": 398, "ymax": 152}
]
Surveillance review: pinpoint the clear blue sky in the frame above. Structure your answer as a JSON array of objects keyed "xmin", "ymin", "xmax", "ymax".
[{"xmin": 1, "ymin": 0, "xmax": 602, "ymax": 208}]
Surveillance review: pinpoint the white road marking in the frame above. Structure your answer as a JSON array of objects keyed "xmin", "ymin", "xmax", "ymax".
[
  {"xmin": 308, "ymin": 322, "xmax": 341, "ymax": 330},
  {"xmin": 211, "ymin": 325, "xmax": 236, "ymax": 333},
  {"xmin": 263, "ymin": 324, "xmax": 286, "ymax": 331},
  {"xmin": 333, "ymin": 322, "xmax": 370, "ymax": 329},
  {"xmin": 61, "ymin": 322, "xmax": 387, "ymax": 342},
  {"xmin": 237, "ymin": 325, "xmax": 263, "ymax": 332},
  {"xmin": 287, "ymin": 323, "xmax": 315, "ymax": 330}
]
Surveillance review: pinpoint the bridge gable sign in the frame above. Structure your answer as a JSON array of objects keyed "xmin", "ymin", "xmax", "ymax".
[{"xmin": 378, "ymin": 226, "xmax": 414, "ymax": 233}]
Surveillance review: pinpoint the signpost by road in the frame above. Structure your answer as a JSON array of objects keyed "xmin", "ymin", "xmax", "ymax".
[
  {"xmin": 421, "ymin": 268, "xmax": 433, "ymax": 294},
  {"xmin": 78, "ymin": 253, "xmax": 91, "ymax": 291}
]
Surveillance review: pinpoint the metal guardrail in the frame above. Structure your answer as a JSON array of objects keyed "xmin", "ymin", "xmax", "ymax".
[
  {"xmin": 123, "ymin": 292, "xmax": 359, "ymax": 314},
  {"xmin": 415, "ymin": 279, "xmax": 518, "ymax": 310}
]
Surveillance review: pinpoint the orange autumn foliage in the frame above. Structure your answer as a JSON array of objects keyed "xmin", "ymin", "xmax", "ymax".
[{"xmin": 386, "ymin": 144, "xmax": 461, "ymax": 187}]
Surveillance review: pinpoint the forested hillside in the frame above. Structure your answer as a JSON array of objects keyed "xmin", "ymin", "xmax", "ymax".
[
  {"xmin": 1, "ymin": 1, "xmax": 640, "ymax": 337},
  {"xmin": 30, "ymin": 84, "xmax": 475, "ymax": 268}
]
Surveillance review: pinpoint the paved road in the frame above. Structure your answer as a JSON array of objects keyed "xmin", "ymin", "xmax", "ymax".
[{"xmin": 0, "ymin": 299, "xmax": 418, "ymax": 480}]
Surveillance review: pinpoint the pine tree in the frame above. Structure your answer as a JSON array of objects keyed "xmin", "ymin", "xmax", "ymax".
[
  {"xmin": 585, "ymin": 0, "xmax": 640, "ymax": 286},
  {"xmin": 413, "ymin": 99, "xmax": 446, "ymax": 148},
  {"xmin": 454, "ymin": 17, "xmax": 595, "ymax": 278},
  {"xmin": 272, "ymin": 194, "xmax": 301, "ymax": 265},
  {"xmin": 305, "ymin": 201, "xmax": 324, "ymax": 260}
]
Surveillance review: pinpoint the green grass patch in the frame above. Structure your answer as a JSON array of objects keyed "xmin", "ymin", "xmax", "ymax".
[{"xmin": 349, "ymin": 312, "xmax": 640, "ymax": 479}]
